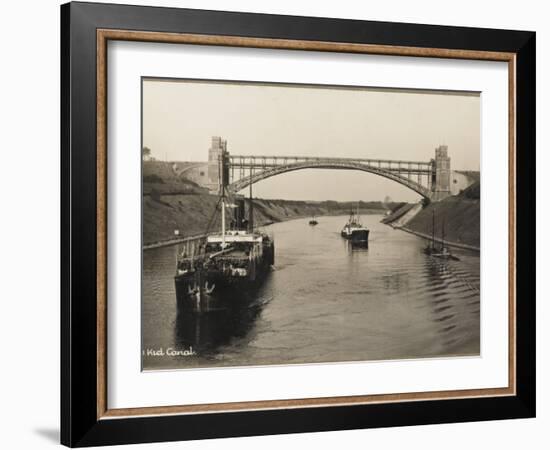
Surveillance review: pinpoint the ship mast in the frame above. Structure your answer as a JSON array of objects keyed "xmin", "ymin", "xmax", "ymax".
[
  {"xmin": 219, "ymin": 153, "xmax": 227, "ymax": 248},
  {"xmin": 221, "ymin": 192, "xmax": 226, "ymax": 248},
  {"xmin": 431, "ymin": 209, "xmax": 435, "ymax": 250},
  {"xmin": 248, "ymin": 166, "xmax": 254, "ymax": 232},
  {"xmin": 441, "ymin": 216, "xmax": 445, "ymax": 249}
]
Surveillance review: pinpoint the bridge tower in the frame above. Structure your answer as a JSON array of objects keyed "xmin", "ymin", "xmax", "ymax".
[
  {"xmin": 431, "ymin": 145, "xmax": 451, "ymax": 201},
  {"xmin": 208, "ymin": 136, "xmax": 227, "ymax": 192}
]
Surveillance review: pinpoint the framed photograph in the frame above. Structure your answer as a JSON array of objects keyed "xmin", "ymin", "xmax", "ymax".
[{"xmin": 61, "ymin": 2, "xmax": 535, "ymax": 447}]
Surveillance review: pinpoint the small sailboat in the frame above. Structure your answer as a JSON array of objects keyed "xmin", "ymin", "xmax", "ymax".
[
  {"xmin": 309, "ymin": 215, "xmax": 318, "ymax": 226},
  {"xmin": 423, "ymin": 210, "xmax": 459, "ymax": 260}
]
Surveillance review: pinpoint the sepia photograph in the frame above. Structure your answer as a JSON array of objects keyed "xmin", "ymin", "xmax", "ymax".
[{"xmin": 141, "ymin": 78, "xmax": 481, "ymax": 371}]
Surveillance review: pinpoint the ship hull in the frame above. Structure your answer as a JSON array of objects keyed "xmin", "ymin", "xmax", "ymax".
[
  {"xmin": 423, "ymin": 246, "xmax": 459, "ymax": 260},
  {"xmin": 350, "ymin": 229, "xmax": 370, "ymax": 248},
  {"xmin": 175, "ymin": 251, "xmax": 273, "ymax": 313}
]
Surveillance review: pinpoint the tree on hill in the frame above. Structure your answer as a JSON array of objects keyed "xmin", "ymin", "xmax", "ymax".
[{"xmin": 142, "ymin": 146, "xmax": 152, "ymax": 161}]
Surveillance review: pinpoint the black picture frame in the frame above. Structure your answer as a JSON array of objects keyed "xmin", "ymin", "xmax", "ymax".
[{"xmin": 61, "ymin": 1, "xmax": 535, "ymax": 447}]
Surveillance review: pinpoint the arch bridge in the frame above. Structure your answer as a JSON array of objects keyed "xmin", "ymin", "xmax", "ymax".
[{"xmin": 208, "ymin": 137, "xmax": 452, "ymax": 201}]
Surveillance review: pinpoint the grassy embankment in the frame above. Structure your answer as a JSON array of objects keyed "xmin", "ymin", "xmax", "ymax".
[
  {"xmin": 400, "ymin": 182, "xmax": 480, "ymax": 249},
  {"xmin": 142, "ymin": 162, "xmax": 393, "ymax": 245},
  {"xmin": 143, "ymin": 194, "xmax": 393, "ymax": 245}
]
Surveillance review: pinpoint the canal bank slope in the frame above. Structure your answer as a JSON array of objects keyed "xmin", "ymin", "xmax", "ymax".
[
  {"xmin": 389, "ymin": 182, "xmax": 480, "ymax": 250},
  {"xmin": 143, "ymin": 189, "xmax": 391, "ymax": 246}
]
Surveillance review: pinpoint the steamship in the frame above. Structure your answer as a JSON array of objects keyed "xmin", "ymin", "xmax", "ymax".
[
  {"xmin": 174, "ymin": 191, "xmax": 274, "ymax": 313},
  {"xmin": 341, "ymin": 206, "xmax": 369, "ymax": 247}
]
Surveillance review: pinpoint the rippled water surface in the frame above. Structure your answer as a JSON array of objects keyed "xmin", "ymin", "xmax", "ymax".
[{"xmin": 142, "ymin": 215, "xmax": 480, "ymax": 370}]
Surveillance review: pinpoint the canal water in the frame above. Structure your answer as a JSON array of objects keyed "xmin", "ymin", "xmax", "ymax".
[{"xmin": 142, "ymin": 215, "xmax": 480, "ymax": 370}]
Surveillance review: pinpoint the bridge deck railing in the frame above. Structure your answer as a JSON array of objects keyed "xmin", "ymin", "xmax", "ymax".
[{"xmin": 230, "ymin": 155, "xmax": 433, "ymax": 165}]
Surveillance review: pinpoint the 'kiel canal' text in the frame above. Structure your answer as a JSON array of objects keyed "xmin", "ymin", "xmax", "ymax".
[{"xmin": 143, "ymin": 347, "xmax": 196, "ymax": 357}]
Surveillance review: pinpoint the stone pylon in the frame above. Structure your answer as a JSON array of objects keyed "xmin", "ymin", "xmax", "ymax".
[{"xmin": 431, "ymin": 145, "xmax": 451, "ymax": 201}]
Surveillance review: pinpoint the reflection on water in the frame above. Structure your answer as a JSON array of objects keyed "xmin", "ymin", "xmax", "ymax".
[
  {"xmin": 173, "ymin": 287, "xmax": 268, "ymax": 356},
  {"xmin": 142, "ymin": 215, "xmax": 480, "ymax": 370}
]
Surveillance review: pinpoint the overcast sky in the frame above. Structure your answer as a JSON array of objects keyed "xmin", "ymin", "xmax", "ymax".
[{"xmin": 143, "ymin": 79, "xmax": 479, "ymax": 202}]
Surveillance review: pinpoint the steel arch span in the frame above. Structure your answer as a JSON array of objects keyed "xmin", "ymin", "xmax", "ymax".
[{"xmin": 227, "ymin": 159, "xmax": 434, "ymax": 200}]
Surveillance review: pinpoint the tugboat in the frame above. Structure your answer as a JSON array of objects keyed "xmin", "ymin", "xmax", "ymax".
[
  {"xmin": 423, "ymin": 210, "xmax": 459, "ymax": 261},
  {"xmin": 174, "ymin": 184, "xmax": 274, "ymax": 312},
  {"xmin": 341, "ymin": 205, "xmax": 369, "ymax": 243},
  {"xmin": 308, "ymin": 216, "xmax": 318, "ymax": 226}
]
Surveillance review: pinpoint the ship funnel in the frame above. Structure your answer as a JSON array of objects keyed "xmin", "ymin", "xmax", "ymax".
[{"xmin": 233, "ymin": 198, "xmax": 247, "ymax": 230}]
